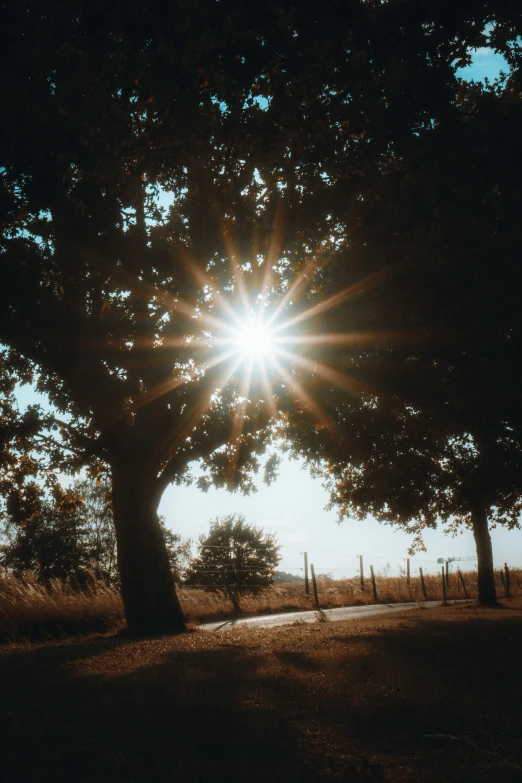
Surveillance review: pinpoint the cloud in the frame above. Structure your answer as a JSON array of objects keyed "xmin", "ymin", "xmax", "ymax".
[{"xmin": 473, "ymin": 47, "xmax": 494, "ymax": 57}]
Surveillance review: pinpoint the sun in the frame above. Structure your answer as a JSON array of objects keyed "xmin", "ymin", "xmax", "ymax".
[
  {"xmin": 131, "ymin": 222, "xmax": 385, "ymax": 476},
  {"xmin": 232, "ymin": 321, "xmax": 275, "ymax": 359}
]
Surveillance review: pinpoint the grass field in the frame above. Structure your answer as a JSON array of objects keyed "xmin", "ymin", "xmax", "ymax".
[
  {"xmin": 1, "ymin": 600, "xmax": 521, "ymax": 782},
  {"xmin": 0, "ymin": 568, "xmax": 519, "ymax": 641}
]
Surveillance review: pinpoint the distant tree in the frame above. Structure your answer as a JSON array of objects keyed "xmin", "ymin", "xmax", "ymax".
[
  {"xmin": 1, "ymin": 477, "xmax": 191, "ymax": 587},
  {"xmin": 1, "ymin": 496, "xmax": 91, "ymax": 585},
  {"xmin": 272, "ymin": 571, "xmax": 304, "ymax": 584},
  {"xmin": 184, "ymin": 514, "xmax": 280, "ymax": 600},
  {"xmin": 72, "ymin": 478, "xmax": 117, "ymax": 584},
  {"xmin": 162, "ymin": 526, "xmax": 192, "ymax": 584}
]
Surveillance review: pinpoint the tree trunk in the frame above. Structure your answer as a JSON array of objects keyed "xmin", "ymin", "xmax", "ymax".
[
  {"xmin": 111, "ymin": 458, "xmax": 186, "ymax": 634},
  {"xmin": 471, "ymin": 505, "xmax": 497, "ymax": 607}
]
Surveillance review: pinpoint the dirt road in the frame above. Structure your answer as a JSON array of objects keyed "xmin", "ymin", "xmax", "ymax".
[{"xmin": 201, "ymin": 598, "xmax": 449, "ymax": 631}]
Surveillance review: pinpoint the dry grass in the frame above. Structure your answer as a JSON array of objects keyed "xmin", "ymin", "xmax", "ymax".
[
  {"xmin": 1, "ymin": 567, "xmax": 519, "ymax": 641},
  {"xmin": 179, "ymin": 567, "xmax": 521, "ymax": 623},
  {"xmin": 0, "ymin": 571, "xmax": 123, "ymax": 641}
]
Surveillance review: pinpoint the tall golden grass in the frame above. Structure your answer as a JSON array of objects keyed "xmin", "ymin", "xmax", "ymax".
[
  {"xmin": 0, "ymin": 567, "xmax": 519, "ymax": 641},
  {"xmin": 179, "ymin": 567, "xmax": 520, "ymax": 622},
  {"xmin": 0, "ymin": 571, "xmax": 123, "ymax": 641}
]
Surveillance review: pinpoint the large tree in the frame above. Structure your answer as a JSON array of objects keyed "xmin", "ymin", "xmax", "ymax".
[
  {"xmin": 1, "ymin": 1, "xmax": 512, "ymax": 632},
  {"xmin": 284, "ymin": 73, "xmax": 522, "ymax": 606}
]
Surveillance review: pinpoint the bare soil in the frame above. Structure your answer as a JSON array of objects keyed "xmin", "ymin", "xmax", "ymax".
[{"xmin": 1, "ymin": 599, "xmax": 521, "ymax": 783}]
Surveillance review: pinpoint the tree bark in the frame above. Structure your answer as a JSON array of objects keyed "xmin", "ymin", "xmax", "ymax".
[
  {"xmin": 471, "ymin": 504, "xmax": 497, "ymax": 607},
  {"xmin": 111, "ymin": 457, "xmax": 186, "ymax": 634}
]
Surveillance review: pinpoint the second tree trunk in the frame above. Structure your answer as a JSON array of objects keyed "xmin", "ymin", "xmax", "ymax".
[{"xmin": 471, "ymin": 505, "xmax": 497, "ymax": 607}]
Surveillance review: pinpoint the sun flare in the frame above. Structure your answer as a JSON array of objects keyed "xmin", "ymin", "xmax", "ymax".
[
  {"xmin": 232, "ymin": 322, "xmax": 275, "ymax": 359},
  {"xmin": 132, "ymin": 215, "xmax": 388, "ymax": 479}
]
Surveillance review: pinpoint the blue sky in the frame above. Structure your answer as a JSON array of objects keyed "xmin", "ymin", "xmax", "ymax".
[
  {"xmin": 11, "ymin": 44, "xmax": 521, "ymax": 577},
  {"xmin": 455, "ymin": 47, "xmax": 508, "ymax": 82}
]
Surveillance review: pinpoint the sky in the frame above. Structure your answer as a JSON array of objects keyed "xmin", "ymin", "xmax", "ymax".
[
  {"xmin": 455, "ymin": 47, "xmax": 508, "ymax": 82},
  {"xmin": 11, "ymin": 44, "xmax": 521, "ymax": 578}
]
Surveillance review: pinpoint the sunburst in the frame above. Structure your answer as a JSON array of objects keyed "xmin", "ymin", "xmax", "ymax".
[{"xmin": 131, "ymin": 224, "xmax": 391, "ymax": 478}]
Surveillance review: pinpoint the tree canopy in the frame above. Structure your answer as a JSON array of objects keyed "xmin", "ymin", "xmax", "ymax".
[
  {"xmin": 284, "ymin": 73, "xmax": 522, "ymax": 605},
  {"xmin": 184, "ymin": 514, "xmax": 280, "ymax": 600}
]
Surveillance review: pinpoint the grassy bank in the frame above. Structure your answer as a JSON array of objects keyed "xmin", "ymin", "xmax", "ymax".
[
  {"xmin": 0, "ymin": 568, "xmax": 519, "ymax": 641},
  {"xmin": 179, "ymin": 567, "xmax": 520, "ymax": 623},
  {"xmin": 1, "ymin": 601, "xmax": 521, "ymax": 782}
]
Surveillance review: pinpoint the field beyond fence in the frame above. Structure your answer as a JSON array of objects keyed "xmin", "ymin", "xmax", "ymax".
[{"xmin": 0, "ymin": 568, "xmax": 519, "ymax": 642}]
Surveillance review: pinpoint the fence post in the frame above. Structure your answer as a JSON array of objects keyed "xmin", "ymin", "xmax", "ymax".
[
  {"xmin": 457, "ymin": 569, "xmax": 469, "ymax": 599},
  {"xmin": 235, "ymin": 546, "xmax": 241, "ymax": 596},
  {"xmin": 441, "ymin": 567, "xmax": 447, "ymax": 605},
  {"xmin": 406, "ymin": 557, "xmax": 411, "ymax": 589},
  {"xmin": 505, "ymin": 563, "xmax": 511, "ymax": 598},
  {"xmin": 499, "ymin": 568, "xmax": 507, "ymax": 595},
  {"xmin": 445, "ymin": 560, "xmax": 450, "ymax": 588},
  {"xmin": 304, "ymin": 552, "xmax": 309, "ymax": 596},
  {"xmin": 370, "ymin": 565, "xmax": 378, "ymax": 602},
  {"xmin": 419, "ymin": 567, "xmax": 428, "ymax": 600},
  {"xmin": 310, "ymin": 564, "xmax": 320, "ymax": 609},
  {"xmin": 359, "ymin": 555, "xmax": 364, "ymax": 590}
]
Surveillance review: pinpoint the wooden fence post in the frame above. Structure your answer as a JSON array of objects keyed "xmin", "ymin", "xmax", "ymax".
[
  {"xmin": 445, "ymin": 560, "xmax": 450, "ymax": 588},
  {"xmin": 441, "ymin": 567, "xmax": 447, "ymax": 605},
  {"xmin": 505, "ymin": 563, "xmax": 511, "ymax": 598},
  {"xmin": 406, "ymin": 558, "xmax": 411, "ymax": 589},
  {"xmin": 419, "ymin": 567, "xmax": 428, "ymax": 600},
  {"xmin": 359, "ymin": 555, "xmax": 364, "ymax": 590},
  {"xmin": 457, "ymin": 569, "xmax": 469, "ymax": 599},
  {"xmin": 310, "ymin": 564, "xmax": 320, "ymax": 609},
  {"xmin": 304, "ymin": 552, "xmax": 309, "ymax": 596},
  {"xmin": 235, "ymin": 546, "xmax": 241, "ymax": 596},
  {"xmin": 370, "ymin": 565, "xmax": 378, "ymax": 602},
  {"xmin": 499, "ymin": 568, "xmax": 507, "ymax": 595}
]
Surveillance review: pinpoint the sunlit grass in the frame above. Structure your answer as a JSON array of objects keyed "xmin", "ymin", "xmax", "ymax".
[
  {"xmin": 1, "ymin": 569, "xmax": 518, "ymax": 641},
  {"xmin": 0, "ymin": 571, "xmax": 123, "ymax": 641},
  {"xmin": 179, "ymin": 569, "xmax": 519, "ymax": 623}
]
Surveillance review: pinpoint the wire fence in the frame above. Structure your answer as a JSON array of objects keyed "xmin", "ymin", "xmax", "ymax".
[{"xmin": 179, "ymin": 550, "xmax": 519, "ymax": 589}]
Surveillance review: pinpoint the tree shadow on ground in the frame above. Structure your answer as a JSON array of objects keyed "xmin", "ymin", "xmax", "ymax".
[
  {"xmin": 0, "ymin": 610, "xmax": 522, "ymax": 783},
  {"xmin": 0, "ymin": 633, "xmax": 300, "ymax": 783},
  {"xmin": 290, "ymin": 614, "xmax": 522, "ymax": 783}
]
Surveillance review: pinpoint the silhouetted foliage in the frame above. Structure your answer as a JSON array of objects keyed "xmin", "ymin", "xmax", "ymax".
[
  {"xmin": 184, "ymin": 514, "xmax": 280, "ymax": 595},
  {"xmin": 273, "ymin": 571, "xmax": 304, "ymax": 584},
  {"xmin": 1, "ymin": 499, "xmax": 92, "ymax": 586},
  {"xmin": 284, "ymin": 73, "xmax": 522, "ymax": 606},
  {"xmin": 0, "ymin": 478, "xmax": 191, "ymax": 586}
]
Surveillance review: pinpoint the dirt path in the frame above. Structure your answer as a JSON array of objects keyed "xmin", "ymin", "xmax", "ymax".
[{"xmin": 201, "ymin": 599, "xmax": 448, "ymax": 631}]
